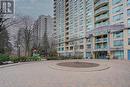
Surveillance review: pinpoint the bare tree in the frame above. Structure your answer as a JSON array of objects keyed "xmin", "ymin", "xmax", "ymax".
[
  {"xmin": 0, "ymin": 29, "xmax": 12, "ymax": 54},
  {"xmin": 0, "ymin": 9, "xmax": 21, "ymax": 54},
  {"xmin": 49, "ymin": 37, "xmax": 57, "ymax": 56},
  {"xmin": 32, "ymin": 20, "xmax": 39, "ymax": 49},
  {"xmin": 0, "ymin": 11, "xmax": 21, "ymax": 34},
  {"xmin": 16, "ymin": 16, "xmax": 34, "ymax": 56},
  {"xmin": 70, "ymin": 36, "xmax": 79, "ymax": 57}
]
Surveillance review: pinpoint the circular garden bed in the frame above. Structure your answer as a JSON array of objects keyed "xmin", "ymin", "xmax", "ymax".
[{"xmin": 57, "ymin": 62, "xmax": 100, "ymax": 68}]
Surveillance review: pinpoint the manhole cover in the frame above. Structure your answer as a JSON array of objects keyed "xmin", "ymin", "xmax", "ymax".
[{"xmin": 57, "ymin": 62, "xmax": 100, "ymax": 68}]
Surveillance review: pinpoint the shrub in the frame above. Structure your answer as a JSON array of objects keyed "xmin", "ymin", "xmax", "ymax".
[
  {"xmin": 31, "ymin": 54, "xmax": 41, "ymax": 61},
  {"xmin": 10, "ymin": 56, "xmax": 42, "ymax": 63},
  {"xmin": 71, "ymin": 56, "xmax": 83, "ymax": 59},
  {"xmin": 0, "ymin": 54, "xmax": 10, "ymax": 63},
  {"xmin": 10, "ymin": 56, "xmax": 19, "ymax": 63},
  {"xmin": 19, "ymin": 56, "xmax": 28, "ymax": 62},
  {"xmin": 55, "ymin": 56, "xmax": 83, "ymax": 60},
  {"xmin": 32, "ymin": 54, "xmax": 41, "ymax": 59},
  {"xmin": 46, "ymin": 56, "xmax": 60, "ymax": 60},
  {"xmin": 46, "ymin": 56, "xmax": 82, "ymax": 60},
  {"xmin": 29, "ymin": 57, "xmax": 41, "ymax": 61}
]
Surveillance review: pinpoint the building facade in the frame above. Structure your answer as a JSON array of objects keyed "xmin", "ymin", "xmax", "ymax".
[
  {"xmin": 33, "ymin": 15, "xmax": 53, "ymax": 48},
  {"xmin": 54, "ymin": 0, "xmax": 87, "ymax": 57},
  {"xmin": 54, "ymin": 0, "xmax": 130, "ymax": 60}
]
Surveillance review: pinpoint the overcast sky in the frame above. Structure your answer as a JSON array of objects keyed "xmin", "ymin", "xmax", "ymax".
[{"xmin": 15, "ymin": 0, "xmax": 53, "ymax": 19}]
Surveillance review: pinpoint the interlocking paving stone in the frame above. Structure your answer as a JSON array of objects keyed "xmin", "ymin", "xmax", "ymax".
[{"xmin": 0, "ymin": 60, "xmax": 130, "ymax": 87}]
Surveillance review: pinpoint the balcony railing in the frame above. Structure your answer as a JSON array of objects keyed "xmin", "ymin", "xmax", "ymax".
[
  {"xmin": 95, "ymin": 6, "xmax": 109, "ymax": 15},
  {"xmin": 95, "ymin": 0, "xmax": 108, "ymax": 8},
  {"xmin": 95, "ymin": 46, "xmax": 108, "ymax": 49},
  {"xmin": 95, "ymin": 14, "xmax": 109, "ymax": 21},
  {"xmin": 103, "ymin": 38, "xmax": 108, "ymax": 42},
  {"xmin": 95, "ymin": 21, "xmax": 109, "ymax": 28},
  {"xmin": 96, "ymin": 38, "xmax": 108, "ymax": 43}
]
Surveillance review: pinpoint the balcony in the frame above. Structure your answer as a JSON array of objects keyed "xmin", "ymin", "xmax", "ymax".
[
  {"xmin": 65, "ymin": 37, "xmax": 69, "ymax": 42},
  {"xmin": 95, "ymin": 21, "xmax": 109, "ymax": 28},
  {"xmin": 103, "ymin": 38, "xmax": 108, "ymax": 42},
  {"xmin": 95, "ymin": 38, "xmax": 108, "ymax": 43},
  {"xmin": 95, "ymin": 0, "xmax": 108, "ymax": 9},
  {"xmin": 95, "ymin": 6, "xmax": 109, "ymax": 15},
  {"xmin": 65, "ymin": 32, "xmax": 69, "ymax": 36},
  {"xmin": 94, "ymin": 45, "xmax": 108, "ymax": 51},
  {"xmin": 95, "ymin": 14, "xmax": 109, "ymax": 22},
  {"xmin": 65, "ymin": 42, "xmax": 69, "ymax": 46}
]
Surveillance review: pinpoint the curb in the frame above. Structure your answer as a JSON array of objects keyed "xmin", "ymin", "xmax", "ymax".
[
  {"xmin": 0, "ymin": 60, "xmax": 46, "ymax": 69},
  {"xmin": 0, "ymin": 62, "xmax": 29, "ymax": 69},
  {"xmin": 48, "ymin": 60, "xmax": 111, "ymax": 72},
  {"xmin": 0, "ymin": 62, "xmax": 39, "ymax": 69}
]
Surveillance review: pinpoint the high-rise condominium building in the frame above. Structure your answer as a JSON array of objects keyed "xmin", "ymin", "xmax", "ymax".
[
  {"xmin": 54, "ymin": 0, "xmax": 130, "ymax": 60},
  {"xmin": 33, "ymin": 15, "xmax": 53, "ymax": 48}
]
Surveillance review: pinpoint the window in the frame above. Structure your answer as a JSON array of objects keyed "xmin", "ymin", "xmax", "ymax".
[
  {"xmin": 128, "ymin": 0, "xmax": 130, "ymax": 6},
  {"xmin": 113, "ymin": 40, "xmax": 123, "ymax": 46},
  {"xmin": 80, "ymin": 45, "xmax": 84, "ymax": 49},
  {"xmin": 112, "ymin": 5, "xmax": 123, "ymax": 14},
  {"xmin": 128, "ymin": 29, "xmax": 130, "ymax": 35},
  {"xmin": 87, "ymin": 44, "xmax": 91, "ymax": 49},
  {"xmin": 113, "ymin": 31, "xmax": 123, "ymax": 38},
  {"xmin": 79, "ymin": 39, "xmax": 83, "ymax": 43},
  {"xmin": 70, "ymin": 46, "xmax": 73, "ymax": 50},
  {"xmin": 128, "ymin": 38, "xmax": 130, "ymax": 45},
  {"xmin": 113, "ymin": 51, "xmax": 124, "ymax": 59},
  {"xmin": 87, "ymin": 38, "xmax": 91, "ymax": 42},
  {"xmin": 128, "ymin": 19, "xmax": 130, "ymax": 26},
  {"xmin": 112, "ymin": 0, "xmax": 122, "ymax": 5},
  {"xmin": 62, "ymin": 48, "xmax": 64, "ymax": 51},
  {"xmin": 113, "ymin": 13, "xmax": 123, "ymax": 21},
  {"xmin": 86, "ymin": 52, "xmax": 92, "ymax": 59},
  {"xmin": 127, "ymin": 9, "xmax": 130, "ymax": 16}
]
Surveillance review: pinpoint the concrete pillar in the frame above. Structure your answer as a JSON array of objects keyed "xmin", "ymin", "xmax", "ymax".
[
  {"xmin": 83, "ymin": 52, "xmax": 86, "ymax": 59},
  {"xmin": 92, "ymin": 52, "xmax": 95, "ymax": 59},
  {"xmin": 124, "ymin": 49, "xmax": 128, "ymax": 60},
  {"xmin": 123, "ymin": 29, "xmax": 128, "ymax": 60}
]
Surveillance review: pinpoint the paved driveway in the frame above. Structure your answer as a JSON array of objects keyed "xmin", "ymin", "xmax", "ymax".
[{"xmin": 0, "ymin": 60, "xmax": 130, "ymax": 87}]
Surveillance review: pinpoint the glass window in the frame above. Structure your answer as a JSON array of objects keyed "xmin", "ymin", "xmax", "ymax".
[
  {"xmin": 79, "ymin": 39, "xmax": 83, "ymax": 43},
  {"xmin": 113, "ymin": 13, "xmax": 123, "ymax": 21},
  {"xmin": 127, "ymin": 9, "xmax": 130, "ymax": 16},
  {"xmin": 113, "ymin": 50, "xmax": 124, "ymax": 59},
  {"xmin": 113, "ymin": 40, "xmax": 123, "ymax": 46},
  {"xmin": 87, "ymin": 44, "xmax": 91, "ymax": 49},
  {"xmin": 128, "ymin": 0, "xmax": 130, "ymax": 6},
  {"xmin": 128, "ymin": 38, "xmax": 130, "ymax": 45},
  {"xmin": 112, "ymin": 5, "xmax": 123, "ymax": 14},
  {"xmin": 128, "ymin": 19, "xmax": 130, "ymax": 26},
  {"xmin": 112, "ymin": 0, "xmax": 122, "ymax": 5},
  {"xmin": 62, "ymin": 48, "xmax": 64, "ymax": 51},
  {"xmin": 128, "ymin": 29, "xmax": 130, "ymax": 35},
  {"xmin": 87, "ymin": 38, "xmax": 92, "ymax": 42},
  {"xmin": 80, "ymin": 45, "xmax": 84, "ymax": 49},
  {"xmin": 113, "ymin": 31, "xmax": 123, "ymax": 38},
  {"xmin": 86, "ymin": 52, "xmax": 92, "ymax": 59}
]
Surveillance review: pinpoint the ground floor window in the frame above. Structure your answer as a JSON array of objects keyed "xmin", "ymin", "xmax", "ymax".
[
  {"xmin": 95, "ymin": 51, "xmax": 107, "ymax": 59},
  {"xmin": 113, "ymin": 50, "xmax": 124, "ymax": 59},
  {"xmin": 86, "ymin": 52, "xmax": 92, "ymax": 59},
  {"xmin": 128, "ymin": 38, "xmax": 130, "ymax": 45},
  {"xmin": 113, "ymin": 40, "xmax": 123, "ymax": 46}
]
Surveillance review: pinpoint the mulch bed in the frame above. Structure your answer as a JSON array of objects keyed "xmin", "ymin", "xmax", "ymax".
[{"xmin": 57, "ymin": 62, "xmax": 100, "ymax": 68}]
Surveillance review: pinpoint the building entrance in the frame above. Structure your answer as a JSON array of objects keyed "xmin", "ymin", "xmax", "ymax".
[{"xmin": 95, "ymin": 51, "xmax": 107, "ymax": 59}]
